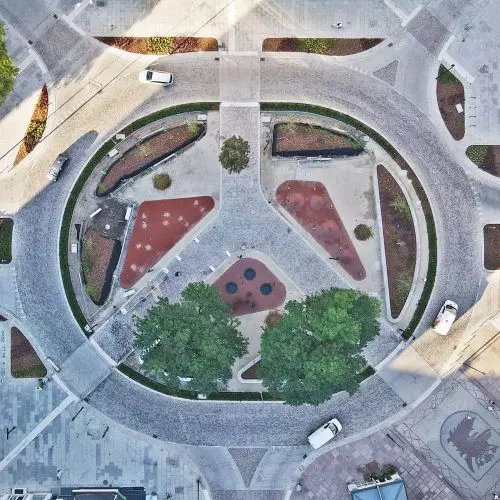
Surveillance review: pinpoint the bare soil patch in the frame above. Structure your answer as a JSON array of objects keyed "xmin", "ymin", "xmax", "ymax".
[
  {"xmin": 213, "ymin": 258, "xmax": 286, "ymax": 316},
  {"xmin": 241, "ymin": 359, "xmax": 261, "ymax": 380},
  {"xmin": 120, "ymin": 197, "xmax": 215, "ymax": 288},
  {"xmin": 0, "ymin": 217, "xmax": 13, "ymax": 264},
  {"xmin": 484, "ymin": 224, "xmax": 500, "ymax": 270},
  {"xmin": 436, "ymin": 66, "xmax": 464, "ymax": 140},
  {"xmin": 377, "ymin": 165, "xmax": 417, "ymax": 318},
  {"xmin": 263, "ymin": 38, "xmax": 383, "ymax": 55},
  {"xmin": 82, "ymin": 228, "xmax": 122, "ymax": 305},
  {"xmin": 96, "ymin": 36, "xmax": 218, "ymax": 54},
  {"xmin": 14, "ymin": 85, "xmax": 49, "ymax": 165},
  {"xmin": 276, "ymin": 180, "xmax": 366, "ymax": 280},
  {"xmin": 10, "ymin": 327, "xmax": 47, "ymax": 378},
  {"xmin": 466, "ymin": 145, "xmax": 500, "ymax": 177},
  {"xmin": 97, "ymin": 124, "xmax": 204, "ymax": 196},
  {"xmin": 273, "ymin": 122, "xmax": 361, "ymax": 157}
]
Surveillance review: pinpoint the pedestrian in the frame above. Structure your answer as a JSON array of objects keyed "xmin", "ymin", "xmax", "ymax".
[
  {"xmin": 336, "ymin": 22, "xmax": 343, "ymax": 29},
  {"xmin": 56, "ymin": 469, "xmax": 62, "ymax": 480},
  {"xmin": 488, "ymin": 400, "xmax": 496, "ymax": 412},
  {"xmin": 492, "ymin": 494, "xmax": 499, "ymax": 500},
  {"xmin": 174, "ymin": 271, "xmax": 181, "ymax": 277}
]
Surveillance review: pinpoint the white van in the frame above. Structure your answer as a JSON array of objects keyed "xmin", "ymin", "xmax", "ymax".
[
  {"xmin": 138, "ymin": 70, "xmax": 173, "ymax": 86},
  {"xmin": 307, "ymin": 418, "xmax": 342, "ymax": 449}
]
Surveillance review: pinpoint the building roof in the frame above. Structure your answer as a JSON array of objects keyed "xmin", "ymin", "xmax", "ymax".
[{"xmin": 350, "ymin": 480, "xmax": 408, "ymax": 500}]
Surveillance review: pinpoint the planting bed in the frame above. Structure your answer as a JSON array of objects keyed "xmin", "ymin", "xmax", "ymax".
[
  {"xmin": 120, "ymin": 197, "xmax": 215, "ymax": 288},
  {"xmin": 276, "ymin": 180, "xmax": 366, "ymax": 280},
  {"xmin": 96, "ymin": 36, "xmax": 218, "ymax": 54},
  {"xmin": 273, "ymin": 122, "xmax": 362, "ymax": 157},
  {"xmin": 97, "ymin": 124, "xmax": 205, "ymax": 196},
  {"xmin": 81, "ymin": 228, "xmax": 122, "ymax": 305},
  {"xmin": 213, "ymin": 258, "xmax": 286, "ymax": 316},
  {"xmin": 15, "ymin": 85, "xmax": 48, "ymax": 165},
  {"xmin": 377, "ymin": 165, "xmax": 417, "ymax": 318},
  {"xmin": 483, "ymin": 224, "xmax": 500, "ymax": 270},
  {"xmin": 263, "ymin": 38, "xmax": 383, "ymax": 55},
  {"xmin": 466, "ymin": 145, "xmax": 500, "ymax": 177},
  {"xmin": 0, "ymin": 217, "xmax": 13, "ymax": 263},
  {"xmin": 241, "ymin": 359, "xmax": 262, "ymax": 380},
  {"xmin": 436, "ymin": 65, "xmax": 464, "ymax": 140},
  {"xmin": 10, "ymin": 327, "xmax": 46, "ymax": 378}
]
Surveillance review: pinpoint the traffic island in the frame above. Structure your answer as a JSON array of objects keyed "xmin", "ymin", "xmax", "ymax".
[
  {"xmin": 263, "ymin": 37, "xmax": 383, "ymax": 55},
  {"xmin": 483, "ymin": 224, "xmax": 500, "ymax": 270},
  {"xmin": 436, "ymin": 65, "xmax": 465, "ymax": 141},
  {"xmin": 466, "ymin": 145, "xmax": 500, "ymax": 177},
  {"xmin": 10, "ymin": 326, "xmax": 47, "ymax": 378}
]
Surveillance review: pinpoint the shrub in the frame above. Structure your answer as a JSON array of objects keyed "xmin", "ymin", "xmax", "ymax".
[
  {"xmin": 137, "ymin": 142, "xmax": 155, "ymax": 157},
  {"xmin": 466, "ymin": 145, "xmax": 488, "ymax": 166},
  {"xmin": 86, "ymin": 283, "xmax": 100, "ymax": 302},
  {"xmin": 187, "ymin": 121, "xmax": 199, "ymax": 135},
  {"xmin": 354, "ymin": 224, "xmax": 373, "ymax": 240},
  {"xmin": 296, "ymin": 38, "xmax": 334, "ymax": 55},
  {"xmin": 219, "ymin": 136, "xmax": 250, "ymax": 173},
  {"xmin": 390, "ymin": 195, "xmax": 412, "ymax": 221},
  {"xmin": 264, "ymin": 310, "xmax": 282, "ymax": 328},
  {"xmin": 0, "ymin": 23, "xmax": 18, "ymax": 106},
  {"xmin": 153, "ymin": 173, "xmax": 172, "ymax": 190},
  {"xmin": 147, "ymin": 37, "xmax": 174, "ymax": 55}
]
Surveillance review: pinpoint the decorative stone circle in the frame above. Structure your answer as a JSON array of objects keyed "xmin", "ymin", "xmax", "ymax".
[
  {"xmin": 260, "ymin": 283, "xmax": 273, "ymax": 296},
  {"xmin": 226, "ymin": 282, "xmax": 238, "ymax": 294},
  {"xmin": 244, "ymin": 267, "xmax": 256, "ymax": 280}
]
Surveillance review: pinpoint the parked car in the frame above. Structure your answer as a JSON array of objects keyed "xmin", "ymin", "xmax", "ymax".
[
  {"xmin": 307, "ymin": 418, "xmax": 342, "ymax": 449},
  {"xmin": 47, "ymin": 154, "xmax": 69, "ymax": 182},
  {"xmin": 138, "ymin": 69, "xmax": 173, "ymax": 86},
  {"xmin": 432, "ymin": 300, "xmax": 458, "ymax": 335}
]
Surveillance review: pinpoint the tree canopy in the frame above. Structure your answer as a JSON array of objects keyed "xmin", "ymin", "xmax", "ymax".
[
  {"xmin": 134, "ymin": 282, "xmax": 248, "ymax": 394},
  {"xmin": 260, "ymin": 288, "xmax": 380, "ymax": 405},
  {"xmin": 0, "ymin": 24, "xmax": 18, "ymax": 106},
  {"xmin": 219, "ymin": 135, "xmax": 250, "ymax": 173}
]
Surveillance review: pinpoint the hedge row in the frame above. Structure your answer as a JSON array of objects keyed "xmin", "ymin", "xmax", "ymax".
[
  {"xmin": 261, "ymin": 103, "xmax": 437, "ymax": 340},
  {"xmin": 59, "ymin": 103, "xmax": 219, "ymax": 334}
]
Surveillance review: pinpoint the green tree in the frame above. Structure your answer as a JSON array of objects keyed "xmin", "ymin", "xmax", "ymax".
[
  {"xmin": 219, "ymin": 135, "xmax": 250, "ymax": 173},
  {"xmin": 260, "ymin": 288, "xmax": 380, "ymax": 405},
  {"xmin": 0, "ymin": 23, "xmax": 18, "ymax": 106},
  {"xmin": 134, "ymin": 282, "xmax": 248, "ymax": 394}
]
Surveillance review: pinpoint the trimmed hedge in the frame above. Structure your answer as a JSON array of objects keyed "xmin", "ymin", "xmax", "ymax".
[
  {"xmin": 261, "ymin": 103, "xmax": 437, "ymax": 340},
  {"xmin": 118, "ymin": 364, "xmax": 282, "ymax": 401},
  {"xmin": 59, "ymin": 103, "xmax": 219, "ymax": 333}
]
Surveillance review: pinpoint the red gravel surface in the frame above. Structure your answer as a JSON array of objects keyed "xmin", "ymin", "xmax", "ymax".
[
  {"xmin": 98, "ymin": 125, "xmax": 203, "ymax": 195},
  {"xmin": 120, "ymin": 197, "xmax": 215, "ymax": 288},
  {"xmin": 276, "ymin": 181, "xmax": 366, "ymax": 280},
  {"xmin": 213, "ymin": 258, "xmax": 286, "ymax": 316}
]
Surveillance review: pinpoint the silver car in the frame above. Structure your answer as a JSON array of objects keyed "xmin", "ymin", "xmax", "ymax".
[
  {"xmin": 138, "ymin": 69, "xmax": 173, "ymax": 86},
  {"xmin": 47, "ymin": 154, "xmax": 69, "ymax": 182}
]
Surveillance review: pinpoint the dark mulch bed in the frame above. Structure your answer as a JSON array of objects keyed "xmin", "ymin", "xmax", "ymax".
[
  {"xmin": 377, "ymin": 164, "xmax": 417, "ymax": 318},
  {"xmin": 466, "ymin": 145, "xmax": 500, "ymax": 177},
  {"xmin": 273, "ymin": 122, "xmax": 360, "ymax": 157},
  {"xmin": 263, "ymin": 37, "xmax": 383, "ymax": 55},
  {"xmin": 0, "ymin": 218, "xmax": 13, "ymax": 264},
  {"xmin": 11, "ymin": 327, "xmax": 47, "ymax": 378},
  {"xmin": 241, "ymin": 360, "xmax": 261, "ymax": 380},
  {"xmin": 97, "ymin": 124, "xmax": 204, "ymax": 196},
  {"xmin": 484, "ymin": 224, "xmax": 500, "ymax": 270},
  {"xmin": 0, "ymin": 315, "xmax": 8, "ymax": 321},
  {"xmin": 14, "ymin": 85, "xmax": 49, "ymax": 165},
  {"xmin": 436, "ymin": 65, "xmax": 464, "ymax": 140},
  {"xmin": 96, "ymin": 36, "xmax": 218, "ymax": 54},
  {"xmin": 82, "ymin": 228, "xmax": 122, "ymax": 305}
]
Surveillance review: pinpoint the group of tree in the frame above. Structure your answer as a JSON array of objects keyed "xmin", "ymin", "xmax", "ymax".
[
  {"xmin": 0, "ymin": 23, "xmax": 18, "ymax": 106},
  {"xmin": 134, "ymin": 283, "xmax": 380, "ymax": 405}
]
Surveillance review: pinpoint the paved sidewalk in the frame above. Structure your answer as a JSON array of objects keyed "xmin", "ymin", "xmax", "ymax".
[{"xmin": 290, "ymin": 429, "xmax": 460, "ymax": 500}]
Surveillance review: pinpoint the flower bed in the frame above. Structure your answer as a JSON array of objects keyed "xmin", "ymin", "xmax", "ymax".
[
  {"xmin": 263, "ymin": 37, "xmax": 383, "ymax": 55},
  {"xmin": 96, "ymin": 36, "xmax": 218, "ymax": 54},
  {"xmin": 241, "ymin": 359, "xmax": 261, "ymax": 380},
  {"xmin": 10, "ymin": 327, "xmax": 47, "ymax": 378},
  {"xmin": 97, "ymin": 124, "xmax": 205, "ymax": 196},
  {"xmin": 466, "ymin": 145, "xmax": 500, "ymax": 177},
  {"xmin": 81, "ymin": 228, "xmax": 122, "ymax": 305},
  {"xmin": 483, "ymin": 224, "xmax": 500, "ymax": 270},
  {"xmin": 0, "ymin": 217, "xmax": 13, "ymax": 264},
  {"xmin": 273, "ymin": 122, "xmax": 362, "ymax": 157},
  {"xmin": 377, "ymin": 164, "xmax": 417, "ymax": 318},
  {"xmin": 14, "ymin": 85, "xmax": 48, "ymax": 165},
  {"xmin": 436, "ymin": 65, "xmax": 464, "ymax": 140}
]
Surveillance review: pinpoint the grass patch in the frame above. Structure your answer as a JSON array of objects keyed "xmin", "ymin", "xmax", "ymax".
[
  {"xmin": 437, "ymin": 64, "xmax": 461, "ymax": 85},
  {"xmin": 261, "ymin": 103, "xmax": 437, "ymax": 339},
  {"xmin": 59, "ymin": 103, "xmax": 219, "ymax": 332},
  {"xmin": 356, "ymin": 365, "xmax": 375, "ymax": 383},
  {"xmin": 0, "ymin": 218, "xmax": 13, "ymax": 263},
  {"xmin": 118, "ymin": 364, "xmax": 281, "ymax": 401}
]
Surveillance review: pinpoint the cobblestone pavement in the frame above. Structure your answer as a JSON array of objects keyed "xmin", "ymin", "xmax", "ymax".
[{"xmin": 290, "ymin": 429, "xmax": 461, "ymax": 500}]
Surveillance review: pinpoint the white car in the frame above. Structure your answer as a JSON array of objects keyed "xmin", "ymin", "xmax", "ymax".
[
  {"xmin": 138, "ymin": 69, "xmax": 173, "ymax": 86},
  {"xmin": 47, "ymin": 154, "xmax": 69, "ymax": 182},
  {"xmin": 307, "ymin": 418, "xmax": 342, "ymax": 449},
  {"xmin": 432, "ymin": 300, "xmax": 458, "ymax": 335}
]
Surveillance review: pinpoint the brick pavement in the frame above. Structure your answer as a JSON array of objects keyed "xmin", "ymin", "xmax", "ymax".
[{"xmin": 291, "ymin": 430, "xmax": 461, "ymax": 500}]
